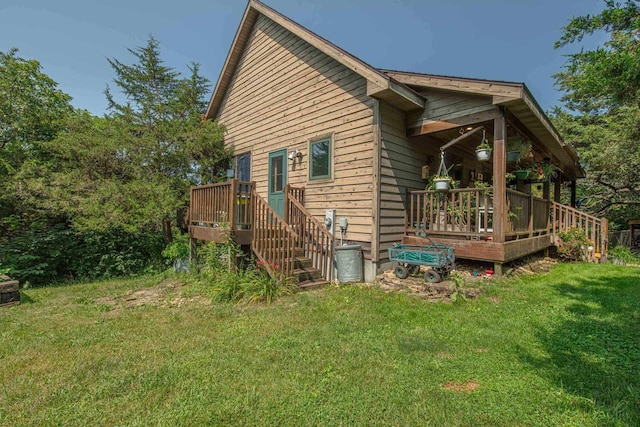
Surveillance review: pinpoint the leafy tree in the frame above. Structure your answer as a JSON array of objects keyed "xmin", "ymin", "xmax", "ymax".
[
  {"xmin": 18, "ymin": 37, "xmax": 231, "ymax": 242},
  {"xmin": 102, "ymin": 36, "xmax": 230, "ymax": 242},
  {"xmin": 555, "ymin": 0, "xmax": 640, "ymax": 112},
  {"xmin": 0, "ymin": 49, "xmax": 73, "ymax": 219},
  {"xmin": 554, "ymin": 1, "xmax": 640, "ymax": 227}
]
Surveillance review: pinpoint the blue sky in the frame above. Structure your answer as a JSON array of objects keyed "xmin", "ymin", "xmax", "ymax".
[{"xmin": 1, "ymin": 0, "xmax": 607, "ymax": 116}]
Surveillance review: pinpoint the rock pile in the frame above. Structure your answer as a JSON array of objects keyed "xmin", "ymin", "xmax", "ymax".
[{"xmin": 0, "ymin": 275, "xmax": 20, "ymax": 307}]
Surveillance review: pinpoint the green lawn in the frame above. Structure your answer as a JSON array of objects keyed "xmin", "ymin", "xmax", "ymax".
[{"xmin": 1, "ymin": 263, "xmax": 639, "ymax": 426}]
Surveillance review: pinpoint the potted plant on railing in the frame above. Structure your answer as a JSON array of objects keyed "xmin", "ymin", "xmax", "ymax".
[
  {"xmin": 506, "ymin": 136, "xmax": 532, "ymax": 163},
  {"xmin": 526, "ymin": 162, "xmax": 557, "ymax": 182},
  {"xmin": 514, "ymin": 168, "xmax": 529, "ymax": 180}
]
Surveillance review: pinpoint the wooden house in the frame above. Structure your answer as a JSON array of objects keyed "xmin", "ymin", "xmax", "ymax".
[{"xmin": 189, "ymin": 0, "xmax": 607, "ymax": 285}]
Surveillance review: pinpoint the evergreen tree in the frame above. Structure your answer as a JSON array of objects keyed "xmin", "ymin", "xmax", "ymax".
[{"xmin": 553, "ymin": 0, "xmax": 640, "ymax": 227}]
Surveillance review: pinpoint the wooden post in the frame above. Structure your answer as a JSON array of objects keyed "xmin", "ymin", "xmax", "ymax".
[
  {"xmin": 528, "ymin": 191, "xmax": 534, "ymax": 237},
  {"xmin": 228, "ymin": 178, "xmax": 237, "ymax": 231},
  {"xmin": 492, "ymin": 112, "xmax": 506, "ymax": 243},
  {"xmin": 189, "ymin": 237, "xmax": 197, "ymax": 264},
  {"xmin": 554, "ymin": 177, "xmax": 561, "ymax": 203},
  {"xmin": 543, "ymin": 180, "xmax": 550, "ymax": 201},
  {"xmin": 493, "ymin": 262, "xmax": 503, "ymax": 277},
  {"xmin": 284, "ymin": 184, "xmax": 290, "ymax": 224},
  {"xmin": 570, "ymin": 180, "xmax": 577, "ymax": 207}
]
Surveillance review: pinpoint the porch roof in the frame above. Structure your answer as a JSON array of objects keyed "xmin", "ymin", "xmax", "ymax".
[{"xmin": 381, "ymin": 70, "xmax": 584, "ymax": 180}]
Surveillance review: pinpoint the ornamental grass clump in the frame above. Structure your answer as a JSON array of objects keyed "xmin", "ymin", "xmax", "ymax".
[{"xmin": 197, "ymin": 241, "xmax": 294, "ymax": 304}]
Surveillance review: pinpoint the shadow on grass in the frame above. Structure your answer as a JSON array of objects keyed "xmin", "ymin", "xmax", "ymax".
[{"xmin": 522, "ymin": 269, "xmax": 640, "ymax": 424}]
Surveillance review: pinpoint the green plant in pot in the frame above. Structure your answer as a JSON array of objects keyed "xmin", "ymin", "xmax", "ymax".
[
  {"xmin": 475, "ymin": 129, "xmax": 492, "ymax": 161},
  {"xmin": 432, "ymin": 174, "xmax": 453, "ymax": 192},
  {"xmin": 514, "ymin": 169, "xmax": 529, "ymax": 180},
  {"xmin": 475, "ymin": 141, "xmax": 492, "ymax": 162},
  {"xmin": 432, "ymin": 151, "xmax": 453, "ymax": 192},
  {"xmin": 506, "ymin": 136, "xmax": 531, "ymax": 163},
  {"xmin": 527, "ymin": 162, "xmax": 557, "ymax": 182}
]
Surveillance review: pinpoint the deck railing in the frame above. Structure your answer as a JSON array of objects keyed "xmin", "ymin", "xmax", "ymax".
[
  {"xmin": 406, "ymin": 188, "xmax": 494, "ymax": 237},
  {"xmin": 406, "ymin": 188, "xmax": 608, "ymax": 255},
  {"xmin": 189, "ymin": 180, "xmax": 254, "ymax": 229},
  {"xmin": 505, "ymin": 189, "xmax": 550, "ymax": 237},
  {"xmin": 552, "ymin": 202, "xmax": 608, "ymax": 255},
  {"xmin": 287, "ymin": 196, "xmax": 334, "ymax": 281},
  {"xmin": 252, "ymin": 190, "xmax": 297, "ymax": 279}
]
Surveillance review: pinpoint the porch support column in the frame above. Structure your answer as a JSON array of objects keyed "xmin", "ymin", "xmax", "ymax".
[
  {"xmin": 570, "ymin": 180, "xmax": 577, "ymax": 207},
  {"xmin": 554, "ymin": 177, "xmax": 561, "ymax": 203},
  {"xmin": 543, "ymin": 180, "xmax": 551, "ymax": 201},
  {"xmin": 492, "ymin": 111, "xmax": 506, "ymax": 244}
]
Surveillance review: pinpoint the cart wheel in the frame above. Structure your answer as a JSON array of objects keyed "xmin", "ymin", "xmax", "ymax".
[
  {"xmin": 408, "ymin": 264, "xmax": 421, "ymax": 275},
  {"xmin": 424, "ymin": 270, "xmax": 441, "ymax": 283},
  {"xmin": 395, "ymin": 264, "xmax": 409, "ymax": 279}
]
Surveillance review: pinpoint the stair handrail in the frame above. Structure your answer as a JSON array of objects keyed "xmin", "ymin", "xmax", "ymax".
[
  {"xmin": 551, "ymin": 201, "xmax": 609, "ymax": 257},
  {"xmin": 251, "ymin": 189, "xmax": 298, "ymax": 280},
  {"xmin": 287, "ymin": 196, "xmax": 334, "ymax": 281}
]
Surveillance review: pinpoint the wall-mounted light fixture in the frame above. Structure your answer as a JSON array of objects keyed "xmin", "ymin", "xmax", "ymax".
[{"xmin": 288, "ymin": 148, "xmax": 301, "ymax": 160}]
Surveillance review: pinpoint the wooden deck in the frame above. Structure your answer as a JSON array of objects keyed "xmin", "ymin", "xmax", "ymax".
[{"xmin": 403, "ymin": 187, "xmax": 608, "ymax": 268}]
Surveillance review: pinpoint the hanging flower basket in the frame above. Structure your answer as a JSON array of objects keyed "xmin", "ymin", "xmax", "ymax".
[
  {"xmin": 476, "ymin": 147, "xmax": 491, "ymax": 161},
  {"xmin": 475, "ymin": 130, "xmax": 492, "ymax": 162},
  {"xmin": 432, "ymin": 151, "xmax": 452, "ymax": 192},
  {"xmin": 506, "ymin": 151, "xmax": 521, "ymax": 163},
  {"xmin": 514, "ymin": 169, "xmax": 529, "ymax": 180},
  {"xmin": 433, "ymin": 177, "xmax": 451, "ymax": 192}
]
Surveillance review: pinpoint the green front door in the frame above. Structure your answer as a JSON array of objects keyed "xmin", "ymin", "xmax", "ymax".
[{"xmin": 268, "ymin": 149, "xmax": 287, "ymax": 218}]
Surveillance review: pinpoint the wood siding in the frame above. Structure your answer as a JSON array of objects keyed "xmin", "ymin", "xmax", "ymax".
[
  {"xmin": 377, "ymin": 102, "xmax": 428, "ymax": 261},
  {"xmin": 217, "ymin": 14, "xmax": 375, "ymax": 252},
  {"xmin": 407, "ymin": 88, "xmax": 496, "ymax": 132}
]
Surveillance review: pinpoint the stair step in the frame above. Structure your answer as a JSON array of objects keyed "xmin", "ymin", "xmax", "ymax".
[
  {"xmin": 293, "ymin": 267, "xmax": 322, "ymax": 282},
  {"xmin": 294, "ymin": 257, "xmax": 313, "ymax": 269},
  {"xmin": 297, "ymin": 279, "xmax": 329, "ymax": 290}
]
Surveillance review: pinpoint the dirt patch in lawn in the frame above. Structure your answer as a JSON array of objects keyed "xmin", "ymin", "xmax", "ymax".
[
  {"xmin": 370, "ymin": 256, "xmax": 557, "ymax": 302},
  {"xmin": 442, "ymin": 381, "xmax": 480, "ymax": 393},
  {"xmin": 371, "ymin": 266, "xmax": 482, "ymax": 302},
  {"xmin": 95, "ymin": 279, "xmax": 209, "ymax": 311}
]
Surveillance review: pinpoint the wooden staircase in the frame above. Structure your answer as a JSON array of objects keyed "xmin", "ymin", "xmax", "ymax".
[
  {"xmin": 251, "ymin": 186, "xmax": 332, "ymax": 288},
  {"xmin": 188, "ymin": 181, "xmax": 334, "ymax": 287}
]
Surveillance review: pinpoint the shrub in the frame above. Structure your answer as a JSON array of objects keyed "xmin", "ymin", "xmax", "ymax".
[
  {"xmin": 556, "ymin": 227, "xmax": 592, "ymax": 261},
  {"xmin": 0, "ymin": 220, "xmax": 165, "ymax": 286},
  {"xmin": 162, "ymin": 232, "xmax": 190, "ymax": 263},
  {"xmin": 609, "ymin": 245, "xmax": 639, "ymax": 264}
]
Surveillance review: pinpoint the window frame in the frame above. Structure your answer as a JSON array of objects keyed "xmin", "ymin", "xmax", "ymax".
[
  {"xmin": 234, "ymin": 151, "xmax": 251, "ymax": 182},
  {"xmin": 308, "ymin": 135, "xmax": 333, "ymax": 181}
]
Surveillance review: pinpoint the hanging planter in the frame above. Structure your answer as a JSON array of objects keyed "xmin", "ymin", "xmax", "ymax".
[
  {"xmin": 433, "ymin": 177, "xmax": 451, "ymax": 192},
  {"xmin": 507, "ymin": 151, "xmax": 521, "ymax": 163},
  {"xmin": 432, "ymin": 151, "xmax": 452, "ymax": 192},
  {"xmin": 514, "ymin": 169, "xmax": 529, "ymax": 180},
  {"xmin": 476, "ymin": 147, "xmax": 492, "ymax": 162},
  {"xmin": 475, "ymin": 129, "xmax": 492, "ymax": 161},
  {"xmin": 506, "ymin": 136, "xmax": 532, "ymax": 163}
]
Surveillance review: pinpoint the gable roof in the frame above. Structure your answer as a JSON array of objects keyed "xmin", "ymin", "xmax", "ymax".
[
  {"xmin": 205, "ymin": 0, "xmax": 425, "ymax": 120},
  {"xmin": 206, "ymin": 1, "xmax": 582, "ymax": 179}
]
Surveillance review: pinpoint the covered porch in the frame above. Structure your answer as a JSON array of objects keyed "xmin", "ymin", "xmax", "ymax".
[{"xmin": 398, "ymin": 112, "xmax": 607, "ymax": 273}]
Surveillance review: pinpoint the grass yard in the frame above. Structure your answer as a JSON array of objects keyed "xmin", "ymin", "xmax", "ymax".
[{"xmin": 1, "ymin": 263, "xmax": 639, "ymax": 426}]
